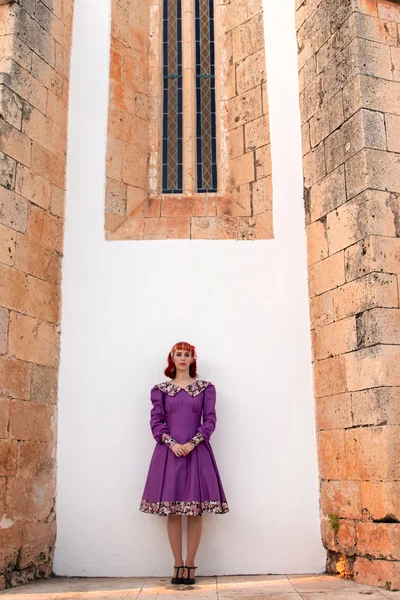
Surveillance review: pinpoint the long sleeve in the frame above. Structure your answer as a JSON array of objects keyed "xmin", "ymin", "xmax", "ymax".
[
  {"xmin": 149, "ymin": 386, "xmax": 177, "ymax": 448},
  {"xmin": 190, "ymin": 383, "xmax": 217, "ymax": 445}
]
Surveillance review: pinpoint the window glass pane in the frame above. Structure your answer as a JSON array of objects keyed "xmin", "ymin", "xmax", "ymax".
[
  {"xmin": 195, "ymin": 0, "xmax": 217, "ymax": 193},
  {"xmin": 162, "ymin": 0, "xmax": 183, "ymax": 193}
]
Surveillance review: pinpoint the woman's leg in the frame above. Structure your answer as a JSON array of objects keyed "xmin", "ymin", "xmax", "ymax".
[
  {"xmin": 167, "ymin": 515, "xmax": 184, "ymax": 569},
  {"xmin": 184, "ymin": 515, "xmax": 202, "ymax": 577}
]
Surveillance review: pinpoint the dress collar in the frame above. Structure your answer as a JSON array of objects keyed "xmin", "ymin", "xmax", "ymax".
[{"xmin": 156, "ymin": 379, "xmax": 210, "ymax": 397}]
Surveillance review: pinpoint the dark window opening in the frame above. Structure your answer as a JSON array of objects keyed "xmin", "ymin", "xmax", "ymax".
[
  {"xmin": 162, "ymin": 0, "xmax": 183, "ymax": 193},
  {"xmin": 195, "ymin": 0, "xmax": 217, "ymax": 193}
]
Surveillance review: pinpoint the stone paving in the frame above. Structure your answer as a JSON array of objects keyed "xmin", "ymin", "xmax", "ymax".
[{"xmin": 0, "ymin": 574, "xmax": 399, "ymax": 599}]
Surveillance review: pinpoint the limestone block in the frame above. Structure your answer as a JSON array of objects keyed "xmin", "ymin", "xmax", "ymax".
[
  {"xmin": 18, "ymin": 441, "xmax": 55, "ymax": 477},
  {"xmin": 303, "ymin": 142, "xmax": 326, "ymax": 188},
  {"xmin": 343, "ymin": 74, "xmax": 400, "ymax": 119},
  {"xmin": 0, "ymin": 151, "xmax": 16, "ymax": 191},
  {"xmin": 345, "ymin": 148, "xmax": 400, "ymax": 200},
  {"xmin": 31, "ymin": 141, "xmax": 65, "ymax": 189},
  {"xmin": 0, "ymin": 397, "xmax": 9, "ymax": 438},
  {"xmin": 361, "ymin": 480, "xmax": 400, "ymax": 521},
  {"xmin": 0, "ymin": 189, "xmax": 28, "ymax": 238},
  {"xmin": 333, "ymin": 272, "xmax": 399, "ymax": 320},
  {"xmin": 345, "ymin": 235, "xmax": 400, "ymax": 282},
  {"xmin": 314, "ymin": 355, "xmax": 347, "ymax": 397},
  {"xmin": 355, "ymin": 11, "xmax": 398, "ymax": 46},
  {"xmin": 255, "ymin": 145, "xmax": 271, "ymax": 179},
  {"xmin": 312, "ymin": 316, "xmax": 357, "ymax": 360},
  {"xmin": 144, "ymin": 217, "xmax": 191, "ymax": 240},
  {"xmin": 353, "ymin": 0, "xmax": 378, "ymax": 17},
  {"xmin": 325, "ymin": 108, "xmax": 386, "ymax": 173},
  {"xmin": 0, "ymin": 356, "xmax": 31, "ymax": 400},
  {"xmin": 229, "ymin": 126, "xmax": 244, "ymax": 158},
  {"xmin": 0, "ymin": 262, "xmax": 27, "ymax": 312},
  {"xmin": 28, "ymin": 365, "xmax": 58, "ymax": 406},
  {"xmin": 9, "ymin": 313, "xmax": 59, "ymax": 368},
  {"xmin": 356, "ymin": 308, "xmax": 400, "ymax": 348},
  {"xmin": 15, "ymin": 233, "xmax": 61, "ymax": 283},
  {"xmin": 18, "ymin": 521, "xmax": 56, "ymax": 570},
  {"xmin": 0, "ymin": 307, "xmax": 8, "ymax": 355},
  {"xmin": 353, "ymin": 387, "xmax": 400, "ymax": 427},
  {"xmin": 316, "ymin": 392, "xmax": 353, "ymax": 431},
  {"xmin": 0, "ymin": 84, "xmax": 23, "ymax": 130},
  {"xmin": 298, "ymin": 55, "xmax": 316, "ymax": 94},
  {"xmin": 105, "ymin": 177, "xmax": 126, "ymax": 216},
  {"xmin": 316, "ymin": 429, "xmax": 346, "ymax": 478},
  {"xmin": 26, "ymin": 275, "xmax": 60, "ymax": 324},
  {"xmin": 230, "ymin": 151, "xmax": 255, "ymax": 187},
  {"xmin": 344, "ymin": 344, "xmax": 400, "ymax": 390},
  {"xmin": 326, "ymin": 189, "xmax": 399, "ymax": 255},
  {"xmin": 391, "ymin": 46, "xmax": 400, "ymax": 82},
  {"xmin": 6, "ymin": 473, "xmax": 56, "ymax": 521},
  {"xmin": 354, "ymin": 556, "xmax": 400, "ymax": 591},
  {"xmin": 345, "ymin": 424, "xmax": 400, "ymax": 480},
  {"xmin": 0, "ymin": 34, "xmax": 32, "ymax": 72},
  {"xmin": 27, "ymin": 205, "xmax": 62, "ymax": 251},
  {"xmin": 0, "ymin": 439, "xmax": 17, "ymax": 476},
  {"xmin": 377, "ymin": 0, "xmax": 400, "ymax": 23},
  {"xmin": 306, "ymin": 218, "xmax": 328, "ymax": 266},
  {"xmin": 386, "ymin": 113, "xmax": 400, "ymax": 153},
  {"xmin": 252, "ymin": 175, "xmax": 272, "ymax": 215},
  {"xmin": 309, "ymin": 290, "xmax": 334, "ymax": 329},
  {"xmin": 232, "ymin": 13, "xmax": 264, "ymax": 63},
  {"xmin": 320, "ymin": 480, "xmax": 362, "ymax": 519},
  {"xmin": 236, "ymin": 48, "xmax": 265, "ymax": 95},
  {"xmin": 228, "ymin": 87, "xmax": 263, "ymax": 129},
  {"xmin": 161, "ymin": 196, "xmax": 216, "ymax": 218},
  {"xmin": 357, "ymin": 522, "xmax": 400, "ymax": 560},
  {"xmin": 308, "ymin": 164, "xmax": 346, "ymax": 222},
  {"xmin": 15, "ymin": 164, "xmax": 51, "ymax": 210},
  {"xmin": 0, "ymin": 118, "xmax": 31, "ymax": 167},
  {"xmin": 9, "ymin": 399, "xmax": 55, "ymax": 442},
  {"xmin": 191, "ymin": 216, "xmax": 238, "ymax": 240},
  {"xmin": 309, "ymin": 250, "xmax": 345, "ymax": 297},
  {"xmin": 245, "ymin": 114, "xmax": 270, "ymax": 151}
]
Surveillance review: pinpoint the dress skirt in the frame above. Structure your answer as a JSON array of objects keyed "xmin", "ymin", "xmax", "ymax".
[{"xmin": 139, "ymin": 380, "xmax": 229, "ymax": 516}]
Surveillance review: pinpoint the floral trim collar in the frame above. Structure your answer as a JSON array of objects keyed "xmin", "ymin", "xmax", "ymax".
[{"xmin": 156, "ymin": 379, "xmax": 211, "ymax": 397}]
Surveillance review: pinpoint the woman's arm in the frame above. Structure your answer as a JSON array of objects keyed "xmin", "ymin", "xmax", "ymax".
[
  {"xmin": 189, "ymin": 383, "xmax": 217, "ymax": 446},
  {"xmin": 150, "ymin": 386, "xmax": 177, "ymax": 448}
]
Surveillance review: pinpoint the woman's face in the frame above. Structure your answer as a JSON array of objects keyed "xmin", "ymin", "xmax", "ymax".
[{"xmin": 172, "ymin": 348, "xmax": 193, "ymax": 372}]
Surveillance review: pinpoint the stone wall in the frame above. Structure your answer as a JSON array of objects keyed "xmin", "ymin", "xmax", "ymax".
[
  {"xmin": 0, "ymin": 0, "xmax": 73, "ymax": 589},
  {"xmin": 105, "ymin": 0, "xmax": 273, "ymax": 240},
  {"xmin": 296, "ymin": 0, "xmax": 400, "ymax": 591}
]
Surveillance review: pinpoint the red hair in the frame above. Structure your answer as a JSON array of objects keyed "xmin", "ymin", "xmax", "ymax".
[{"xmin": 165, "ymin": 341, "xmax": 198, "ymax": 379}]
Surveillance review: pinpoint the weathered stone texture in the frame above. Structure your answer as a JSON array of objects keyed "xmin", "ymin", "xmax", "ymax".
[
  {"xmin": 0, "ymin": 0, "xmax": 73, "ymax": 589},
  {"xmin": 297, "ymin": 0, "xmax": 400, "ymax": 591},
  {"xmin": 106, "ymin": 0, "xmax": 272, "ymax": 240}
]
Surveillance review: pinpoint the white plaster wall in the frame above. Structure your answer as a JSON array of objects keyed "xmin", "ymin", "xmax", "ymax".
[{"xmin": 53, "ymin": 0, "xmax": 326, "ymax": 576}]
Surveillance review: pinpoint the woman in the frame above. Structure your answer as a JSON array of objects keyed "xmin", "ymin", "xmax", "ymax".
[{"xmin": 139, "ymin": 341, "xmax": 229, "ymax": 585}]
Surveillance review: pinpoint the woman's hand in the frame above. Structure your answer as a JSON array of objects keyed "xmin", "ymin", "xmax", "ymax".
[
  {"xmin": 172, "ymin": 442, "xmax": 193, "ymax": 456},
  {"xmin": 171, "ymin": 443, "xmax": 187, "ymax": 457},
  {"xmin": 182, "ymin": 442, "xmax": 194, "ymax": 454}
]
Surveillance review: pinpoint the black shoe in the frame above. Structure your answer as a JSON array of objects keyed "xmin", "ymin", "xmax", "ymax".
[
  {"xmin": 183, "ymin": 565, "xmax": 197, "ymax": 585},
  {"xmin": 171, "ymin": 565, "xmax": 184, "ymax": 585}
]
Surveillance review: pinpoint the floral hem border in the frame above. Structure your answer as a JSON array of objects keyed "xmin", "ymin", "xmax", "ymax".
[{"xmin": 139, "ymin": 499, "xmax": 229, "ymax": 516}]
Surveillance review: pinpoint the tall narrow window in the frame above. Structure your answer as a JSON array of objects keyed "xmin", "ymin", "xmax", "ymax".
[
  {"xmin": 162, "ymin": 0, "xmax": 183, "ymax": 193},
  {"xmin": 106, "ymin": 0, "xmax": 273, "ymax": 240},
  {"xmin": 195, "ymin": 0, "xmax": 217, "ymax": 192},
  {"xmin": 161, "ymin": 0, "xmax": 217, "ymax": 194}
]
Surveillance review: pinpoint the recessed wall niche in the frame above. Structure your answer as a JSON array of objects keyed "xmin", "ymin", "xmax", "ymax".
[{"xmin": 105, "ymin": 0, "xmax": 273, "ymax": 240}]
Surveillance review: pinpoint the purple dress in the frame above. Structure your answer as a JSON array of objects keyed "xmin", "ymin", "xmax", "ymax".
[{"xmin": 139, "ymin": 379, "xmax": 229, "ymax": 516}]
